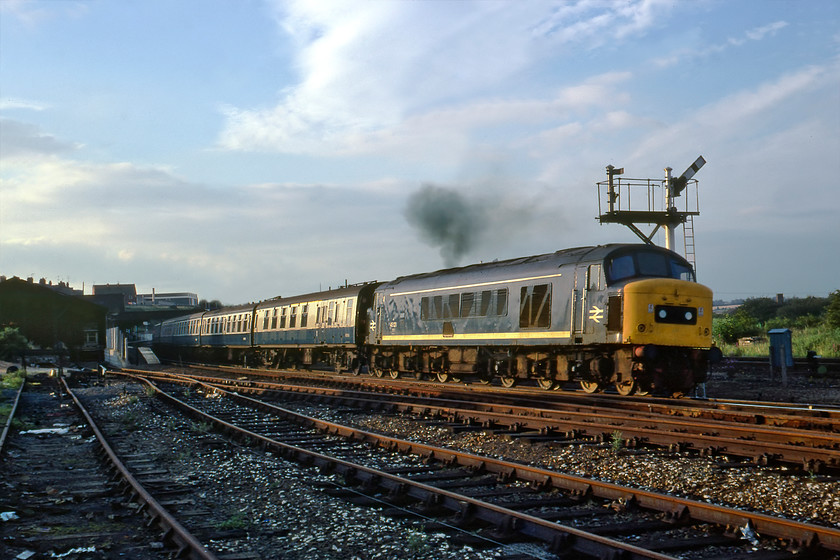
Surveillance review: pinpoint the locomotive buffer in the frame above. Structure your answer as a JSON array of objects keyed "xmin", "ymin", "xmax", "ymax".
[{"xmin": 596, "ymin": 156, "xmax": 705, "ymax": 272}]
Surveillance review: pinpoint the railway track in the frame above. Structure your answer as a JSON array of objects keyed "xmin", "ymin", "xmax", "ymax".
[
  {"xmin": 0, "ymin": 374, "xmax": 218, "ymax": 560},
  {"xmin": 118, "ymin": 369, "xmax": 840, "ymax": 559},
  {"xmin": 134, "ymin": 365, "xmax": 840, "ymax": 474}
]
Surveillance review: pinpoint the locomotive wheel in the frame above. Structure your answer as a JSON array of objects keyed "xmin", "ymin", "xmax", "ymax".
[
  {"xmin": 500, "ymin": 376, "xmax": 517, "ymax": 388},
  {"xmin": 580, "ymin": 380, "xmax": 601, "ymax": 393},
  {"xmin": 371, "ymin": 367, "xmax": 384, "ymax": 378},
  {"xmin": 436, "ymin": 372, "xmax": 451, "ymax": 383},
  {"xmin": 477, "ymin": 374, "xmax": 493, "ymax": 385},
  {"xmin": 389, "ymin": 369, "xmax": 400, "ymax": 379},
  {"xmin": 615, "ymin": 380, "xmax": 635, "ymax": 396},
  {"xmin": 537, "ymin": 377, "xmax": 555, "ymax": 390}
]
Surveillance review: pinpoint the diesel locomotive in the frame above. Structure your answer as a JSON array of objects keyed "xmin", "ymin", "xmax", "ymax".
[{"xmin": 155, "ymin": 243, "xmax": 717, "ymax": 395}]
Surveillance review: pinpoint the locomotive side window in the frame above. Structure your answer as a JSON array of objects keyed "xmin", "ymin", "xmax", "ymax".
[
  {"xmin": 479, "ymin": 290, "xmax": 492, "ymax": 315},
  {"xmin": 520, "ymin": 284, "xmax": 551, "ymax": 329},
  {"xmin": 460, "ymin": 292, "xmax": 475, "ymax": 317},
  {"xmin": 495, "ymin": 289, "xmax": 508, "ymax": 316},
  {"xmin": 421, "ymin": 288, "xmax": 508, "ymax": 321},
  {"xmin": 588, "ymin": 264, "xmax": 601, "ymax": 290}
]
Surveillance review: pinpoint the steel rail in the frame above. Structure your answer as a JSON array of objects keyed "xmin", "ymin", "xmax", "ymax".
[
  {"xmin": 60, "ymin": 378, "xmax": 220, "ymax": 560},
  {"xmin": 161, "ymin": 364, "xmax": 840, "ymax": 428},
  {"xmin": 0, "ymin": 378, "xmax": 25, "ymax": 457},
  {"xmin": 127, "ymin": 373, "xmax": 674, "ymax": 559},
  {"xmin": 130, "ymin": 372, "xmax": 840, "ymax": 555},
  {"xmin": 133, "ymin": 369, "xmax": 840, "ymax": 471}
]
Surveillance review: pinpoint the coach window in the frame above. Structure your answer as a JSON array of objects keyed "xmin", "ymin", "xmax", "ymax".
[
  {"xmin": 328, "ymin": 301, "xmax": 335, "ymax": 325},
  {"xmin": 290, "ymin": 306, "xmax": 298, "ymax": 328},
  {"xmin": 301, "ymin": 304, "xmax": 309, "ymax": 327},
  {"xmin": 346, "ymin": 299, "xmax": 354, "ymax": 325},
  {"xmin": 520, "ymin": 284, "xmax": 551, "ymax": 328}
]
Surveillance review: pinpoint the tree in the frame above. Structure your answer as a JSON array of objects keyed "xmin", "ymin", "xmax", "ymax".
[
  {"xmin": 738, "ymin": 297, "xmax": 781, "ymax": 323},
  {"xmin": 0, "ymin": 326, "xmax": 30, "ymax": 361},
  {"xmin": 198, "ymin": 299, "xmax": 223, "ymax": 310},
  {"xmin": 826, "ymin": 290, "xmax": 840, "ymax": 329}
]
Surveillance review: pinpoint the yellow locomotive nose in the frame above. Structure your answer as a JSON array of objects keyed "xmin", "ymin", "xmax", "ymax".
[{"xmin": 622, "ymin": 278, "xmax": 713, "ymax": 348}]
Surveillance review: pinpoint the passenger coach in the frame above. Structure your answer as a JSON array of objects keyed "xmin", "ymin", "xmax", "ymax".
[{"xmin": 252, "ymin": 283, "xmax": 378, "ymax": 371}]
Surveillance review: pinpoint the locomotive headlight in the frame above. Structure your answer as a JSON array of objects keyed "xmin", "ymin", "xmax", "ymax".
[
  {"xmin": 684, "ymin": 311, "xmax": 693, "ymax": 321},
  {"xmin": 658, "ymin": 309, "xmax": 667, "ymax": 320}
]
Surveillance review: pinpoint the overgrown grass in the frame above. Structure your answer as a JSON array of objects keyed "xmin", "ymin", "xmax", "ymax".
[
  {"xmin": 215, "ymin": 512, "xmax": 249, "ymax": 530},
  {"xmin": 717, "ymin": 325, "xmax": 840, "ymax": 358},
  {"xmin": 1, "ymin": 369, "xmax": 26, "ymax": 389}
]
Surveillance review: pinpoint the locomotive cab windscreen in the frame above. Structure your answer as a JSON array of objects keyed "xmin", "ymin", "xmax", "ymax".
[{"xmin": 604, "ymin": 247, "xmax": 695, "ymax": 285}]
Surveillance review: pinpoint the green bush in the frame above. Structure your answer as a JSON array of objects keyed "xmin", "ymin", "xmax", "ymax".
[
  {"xmin": 713, "ymin": 294, "xmax": 840, "ymax": 357},
  {"xmin": 1, "ymin": 369, "xmax": 26, "ymax": 389}
]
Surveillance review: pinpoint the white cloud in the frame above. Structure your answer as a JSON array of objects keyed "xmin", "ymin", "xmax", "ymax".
[
  {"xmin": 0, "ymin": 98, "xmax": 48, "ymax": 111},
  {"xmin": 654, "ymin": 20, "xmax": 789, "ymax": 68},
  {"xmin": 0, "ymin": 119, "xmax": 79, "ymax": 158},
  {"xmin": 219, "ymin": 2, "xmax": 670, "ymax": 156},
  {"xmin": 0, "ymin": 0, "xmax": 88, "ymax": 26},
  {"xmin": 628, "ymin": 63, "xmax": 835, "ymax": 161}
]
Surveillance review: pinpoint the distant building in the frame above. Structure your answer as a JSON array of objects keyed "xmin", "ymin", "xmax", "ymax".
[
  {"xmin": 91, "ymin": 283, "xmax": 137, "ymax": 313},
  {"xmin": 0, "ymin": 276, "xmax": 106, "ymax": 361},
  {"xmin": 135, "ymin": 291, "xmax": 198, "ymax": 308}
]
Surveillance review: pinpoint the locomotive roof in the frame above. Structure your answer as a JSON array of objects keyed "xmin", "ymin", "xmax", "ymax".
[{"xmin": 382, "ymin": 243, "xmax": 681, "ymax": 289}]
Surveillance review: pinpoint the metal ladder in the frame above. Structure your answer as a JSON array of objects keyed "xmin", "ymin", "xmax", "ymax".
[{"xmin": 683, "ymin": 215, "xmax": 696, "ymax": 275}]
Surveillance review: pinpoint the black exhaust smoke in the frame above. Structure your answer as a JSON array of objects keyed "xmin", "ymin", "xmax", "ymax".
[{"xmin": 404, "ymin": 183, "xmax": 484, "ymax": 267}]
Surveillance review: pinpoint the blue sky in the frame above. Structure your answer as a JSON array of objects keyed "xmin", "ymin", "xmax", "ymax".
[{"xmin": 1, "ymin": 0, "xmax": 838, "ymax": 304}]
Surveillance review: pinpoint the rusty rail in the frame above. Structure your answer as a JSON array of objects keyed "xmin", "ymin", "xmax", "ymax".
[
  {"xmin": 127, "ymin": 371, "xmax": 840, "ymax": 555},
  {"xmin": 0, "ymin": 378, "xmax": 25, "ymax": 457},
  {"xmin": 60, "ymin": 378, "xmax": 219, "ymax": 560}
]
